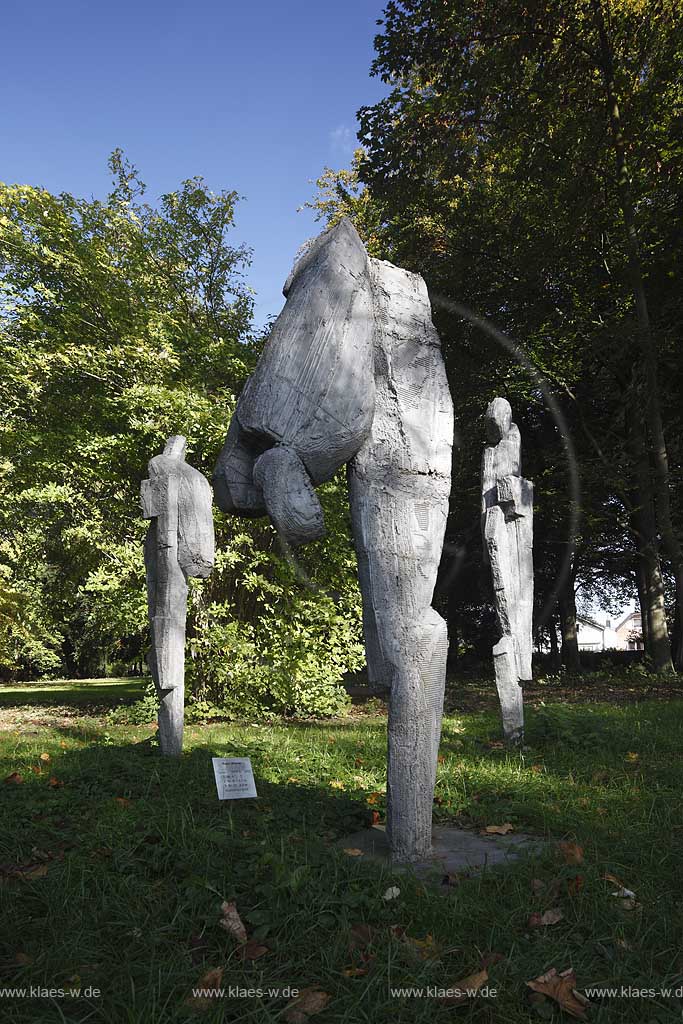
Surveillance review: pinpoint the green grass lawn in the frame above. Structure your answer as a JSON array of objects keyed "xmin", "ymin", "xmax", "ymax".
[
  {"xmin": 1, "ymin": 680, "xmax": 683, "ymax": 1022},
  {"xmin": 0, "ymin": 677, "xmax": 145, "ymax": 708}
]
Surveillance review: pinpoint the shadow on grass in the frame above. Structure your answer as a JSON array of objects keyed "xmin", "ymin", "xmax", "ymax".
[{"xmin": 3, "ymin": 705, "xmax": 683, "ymax": 1022}]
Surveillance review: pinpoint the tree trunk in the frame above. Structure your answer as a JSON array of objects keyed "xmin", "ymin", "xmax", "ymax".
[
  {"xmin": 548, "ymin": 616, "xmax": 560, "ymax": 669},
  {"xmin": 635, "ymin": 558, "xmax": 650, "ymax": 653},
  {"xmin": 636, "ymin": 527, "xmax": 673, "ymax": 672},
  {"xmin": 627, "ymin": 409, "xmax": 674, "ymax": 673},
  {"xmin": 558, "ymin": 570, "xmax": 581, "ymax": 672},
  {"xmin": 593, "ymin": 0, "xmax": 683, "ymax": 669}
]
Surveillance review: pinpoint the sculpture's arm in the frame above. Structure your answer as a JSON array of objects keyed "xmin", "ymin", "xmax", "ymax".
[
  {"xmin": 497, "ymin": 475, "xmax": 533, "ymax": 519},
  {"xmin": 253, "ymin": 445, "xmax": 325, "ymax": 547}
]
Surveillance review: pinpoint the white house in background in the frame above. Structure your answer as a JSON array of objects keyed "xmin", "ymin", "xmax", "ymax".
[
  {"xmin": 613, "ymin": 609, "xmax": 644, "ymax": 651},
  {"xmin": 576, "ymin": 602, "xmax": 644, "ymax": 652}
]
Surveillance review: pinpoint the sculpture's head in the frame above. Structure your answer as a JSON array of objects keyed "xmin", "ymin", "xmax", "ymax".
[{"xmin": 485, "ymin": 397, "xmax": 512, "ymax": 444}]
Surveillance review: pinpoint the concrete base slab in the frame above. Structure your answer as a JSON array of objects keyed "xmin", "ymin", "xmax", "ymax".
[{"xmin": 339, "ymin": 825, "xmax": 545, "ymax": 878}]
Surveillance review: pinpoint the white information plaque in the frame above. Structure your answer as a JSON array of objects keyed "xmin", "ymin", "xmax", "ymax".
[{"xmin": 212, "ymin": 757, "xmax": 258, "ymax": 800}]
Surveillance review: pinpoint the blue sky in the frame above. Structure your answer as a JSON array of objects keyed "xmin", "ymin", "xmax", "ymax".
[{"xmin": 2, "ymin": 0, "xmax": 388, "ymax": 324}]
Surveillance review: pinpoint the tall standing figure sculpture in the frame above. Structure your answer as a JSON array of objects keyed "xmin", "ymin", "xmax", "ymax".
[
  {"xmin": 213, "ymin": 219, "xmax": 453, "ymax": 862},
  {"xmin": 481, "ymin": 398, "xmax": 533, "ymax": 744},
  {"xmin": 142, "ymin": 436, "xmax": 215, "ymax": 757}
]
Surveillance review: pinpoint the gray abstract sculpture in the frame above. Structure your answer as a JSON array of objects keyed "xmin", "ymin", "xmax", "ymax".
[
  {"xmin": 481, "ymin": 398, "xmax": 533, "ymax": 744},
  {"xmin": 142, "ymin": 436, "xmax": 215, "ymax": 757},
  {"xmin": 214, "ymin": 219, "xmax": 453, "ymax": 862}
]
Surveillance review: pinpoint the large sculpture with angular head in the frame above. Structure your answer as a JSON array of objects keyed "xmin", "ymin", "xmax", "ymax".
[
  {"xmin": 141, "ymin": 436, "xmax": 215, "ymax": 756},
  {"xmin": 214, "ymin": 219, "xmax": 453, "ymax": 862},
  {"xmin": 481, "ymin": 398, "xmax": 534, "ymax": 744}
]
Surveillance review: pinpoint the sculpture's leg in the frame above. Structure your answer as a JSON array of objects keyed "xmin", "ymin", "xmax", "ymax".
[
  {"xmin": 386, "ymin": 666, "xmax": 436, "ymax": 862},
  {"xmin": 157, "ymin": 680, "xmax": 185, "ymax": 758},
  {"xmin": 418, "ymin": 608, "xmax": 449, "ymax": 764},
  {"xmin": 492, "ymin": 634, "xmax": 524, "ymax": 745},
  {"xmin": 145, "ymin": 497, "xmax": 188, "ymax": 759},
  {"xmin": 386, "ymin": 609, "xmax": 448, "ymax": 861},
  {"xmin": 349, "ymin": 472, "xmax": 449, "ymax": 863},
  {"xmin": 152, "ymin": 554, "xmax": 188, "ymax": 757},
  {"xmin": 513, "ymin": 482, "xmax": 534, "ymax": 682}
]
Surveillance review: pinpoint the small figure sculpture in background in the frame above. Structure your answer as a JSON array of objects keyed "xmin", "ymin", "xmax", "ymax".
[
  {"xmin": 141, "ymin": 435, "xmax": 214, "ymax": 756},
  {"xmin": 481, "ymin": 398, "xmax": 533, "ymax": 744}
]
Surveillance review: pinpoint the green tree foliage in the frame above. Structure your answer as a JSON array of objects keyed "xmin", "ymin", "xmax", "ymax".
[
  {"xmin": 0, "ymin": 153, "xmax": 363, "ymax": 713},
  {"xmin": 312, "ymin": 0, "xmax": 683, "ymax": 670}
]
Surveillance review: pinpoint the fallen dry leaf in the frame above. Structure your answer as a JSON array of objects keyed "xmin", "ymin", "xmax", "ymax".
[
  {"xmin": 558, "ymin": 841, "xmax": 584, "ymax": 864},
  {"xmin": 343, "ymin": 848, "xmax": 364, "ymax": 857},
  {"xmin": 370, "ymin": 810, "xmax": 381, "ymax": 826},
  {"xmin": 284, "ymin": 986, "xmax": 331, "ymax": 1023},
  {"xmin": 60, "ymin": 741, "xmax": 67, "ymax": 749},
  {"xmin": 218, "ymin": 901, "xmax": 247, "ymax": 944},
  {"xmin": 404, "ymin": 933, "xmax": 439, "ymax": 960},
  {"xmin": 625, "ymin": 752, "xmax": 640, "ymax": 763},
  {"xmin": 4, "ymin": 772, "xmax": 23, "ymax": 784},
  {"xmin": 185, "ymin": 966, "xmax": 224, "ymax": 1012},
  {"xmin": 329, "ymin": 779, "xmax": 345, "ymax": 790},
  {"xmin": 602, "ymin": 872, "xmax": 624, "ymax": 887},
  {"xmin": 366, "ymin": 792, "xmax": 382, "ymax": 805},
  {"xmin": 342, "ymin": 964, "xmax": 368, "ymax": 977},
  {"xmin": 526, "ymin": 967, "xmax": 591, "ymax": 1019},
  {"xmin": 39, "ymin": 753, "xmax": 50, "ymax": 762},
  {"xmin": 113, "ymin": 797, "xmax": 131, "ymax": 808},
  {"xmin": 30, "ymin": 847, "xmax": 52, "ymax": 862},
  {"xmin": 567, "ymin": 875, "xmax": 584, "ymax": 896},
  {"xmin": 528, "ymin": 908, "xmax": 564, "ymax": 928},
  {"xmin": 603, "ymin": 872, "xmax": 638, "ymax": 907},
  {"xmin": 610, "ymin": 886, "xmax": 639, "ymax": 910},
  {"xmin": 48, "ymin": 777, "xmax": 64, "ymax": 788},
  {"xmin": 483, "ymin": 823, "xmax": 514, "ymax": 835},
  {"xmin": 531, "ymin": 878, "xmax": 545, "ymax": 896},
  {"xmin": 0, "ymin": 862, "xmax": 49, "ymax": 881},
  {"xmin": 481, "ymin": 951, "xmax": 505, "ymax": 969},
  {"xmin": 440, "ymin": 968, "xmax": 489, "ymax": 1005},
  {"xmin": 442, "ymin": 872, "xmax": 461, "ymax": 887},
  {"xmin": 240, "ymin": 939, "xmax": 269, "ymax": 961},
  {"xmin": 14, "ymin": 952, "xmax": 33, "ymax": 965},
  {"xmin": 348, "ymin": 923, "xmax": 373, "ymax": 950}
]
